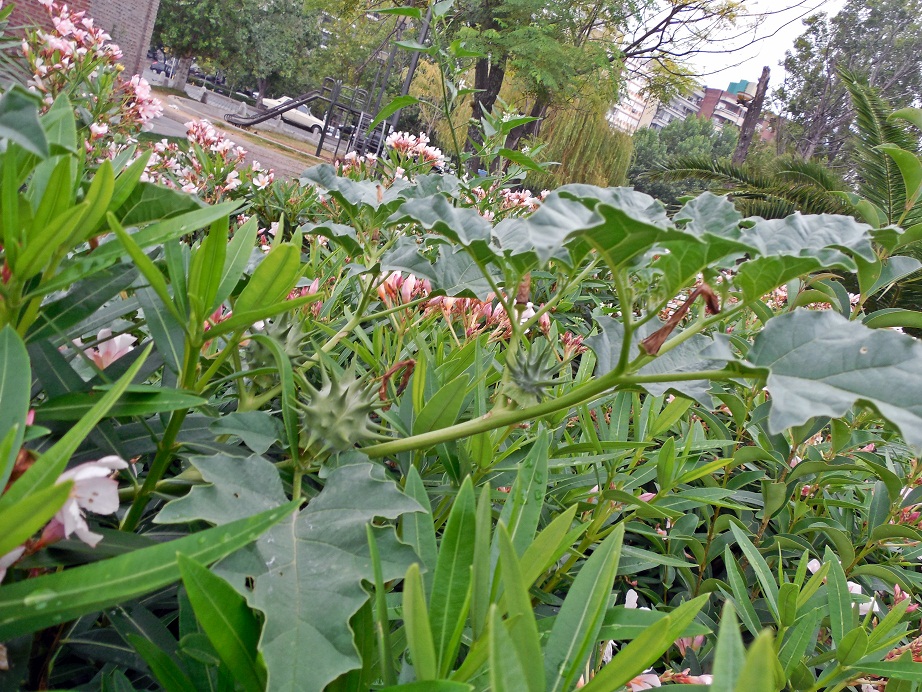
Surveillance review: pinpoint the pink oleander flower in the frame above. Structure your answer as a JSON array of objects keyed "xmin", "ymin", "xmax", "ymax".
[
  {"xmin": 675, "ymin": 635, "xmax": 706, "ymax": 656},
  {"xmin": 88, "ymin": 328, "xmax": 136, "ymax": 369},
  {"xmin": 673, "ymin": 671, "xmax": 713, "ymax": 684},
  {"xmin": 89, "ymin": 121, "xmax": 107, "ymax": 139},
  {"xmin": 224, "ymin": 170, "xmax": 241, "ymax": 191},
  {"xmin": 626, "ymin": 672, "xmax": 661, "ymax": 690},
  {"xmin": 0, "ymin": 546, "xmax": 26, "ymax": 583},
  {"xmin": 52, "ymin": 456, "xmax": 128, "ymax": 547}
]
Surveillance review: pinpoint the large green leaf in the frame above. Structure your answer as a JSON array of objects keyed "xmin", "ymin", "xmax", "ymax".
[
  {"xmin": 0, "ymin": 501, "xmax": 296, "ymax": 639},
  {"xmin": 159, "ymin": 457, "xmax": 423, "ymax": 691},
  {"xmin": 748, "ymin": 309, "xmax": 922, "ymax": 447},
  {"xmin": 390, "ymin": 195, "xmax": 494, "ymax": 255}
]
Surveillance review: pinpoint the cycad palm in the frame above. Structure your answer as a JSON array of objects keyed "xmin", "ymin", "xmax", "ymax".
[{"xmin": 649, "ymin": 70, "xmax": 922, "ymax": 313}]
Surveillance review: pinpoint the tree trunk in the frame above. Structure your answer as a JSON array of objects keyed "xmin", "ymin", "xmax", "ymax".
[
  {"xmin": 256, "ymin": 78, "xmax": 268, "ymax": 109},
  {"xmin": 170, "ymin": 56, "xmax": 193, "ymax": 92},
  {"xmin": 466, "ymin": 54, "xmax": 507, "ymax": 175},
  {"xmin": 732, "ymin": 66, "xmax": 770, "ymax": 166},
  {"xmin": 505, "ymin": 98, "xmax": 548, "ymax": 153}
]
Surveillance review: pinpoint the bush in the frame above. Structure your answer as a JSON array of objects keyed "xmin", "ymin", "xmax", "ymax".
[{"xmin": 4, "ymin": 4, "xmax": 922, "ymax": 692}]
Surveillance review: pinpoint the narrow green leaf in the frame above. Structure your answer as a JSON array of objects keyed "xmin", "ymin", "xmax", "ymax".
[
  {"xmin": 488, "ymin": 604, "xmax": 529, "ymax": 692},
  {"xmin": 580, "ymin": 595, "xmax": 708, "ymax": 692},
  {"xmin": 0, "ymin": 481, "xmax": 72, "ymax": 557},
  {"xmin": 471, "ymin": 483, "xmax": 493, "ymax": 640},
  {"xmin": 497, "ymin": 429, "xmax": 549, "ymax": 556},
  {"xmin": 249, "ymin": 335, "xmax": 299, "ymax": 465},
  {"xmin": 402, "ymin": 466, "xmax": 438, "ymax": 592},
  {"xmin": 735, "ymin": 630, "xmax": 781, "ymax": 692},
  {"xmin": 496, "ymin": 524, "xmax": 544, "ymax": 692},
  {"xmin": 723, "ymin": 545, "xmax": 762, "ymax": 636},
  {"xmin": 519, "ymin": 505, "xmax": 581, "ymax": 589},
  {"xmin": 836, "ymin": 627, "xmax": 868, "ymax": 665},
  {"xmin": 403, "ymin": 562, "xmax": 438, "ymax": 681},
  {"xmin": 430, "ymin": 476, "xmax": 476, "ymax": 676},
  {"xmin": 710, "ymin": 602, "xmax": 745, "ymax": 692},
  {"xmin": 367, "ymin": 95, "xmax": 419, "ymax": 132},
  {"xmin": 127, "ymin": 634, "xmax": 196, "ymax": 692},
  {"xmin": 778, "ymin": 608, "xmax": 823, "ymax": 676},
  {"xmin": 544, "ymin": 524, "xmax": 625, "ymax": 692},
  {"xmin": 0, "ymin": 326, "xmax": 30, "ymax": 487},
  {"xmin": 110, "ymin": 213, "xmax": 187, "ymax": 326},
  {"xmin": 825, "ymin": 547, "xmax": 853, "ymax": 646},
  {"xmin": 234, "ymin": 242, "xmax": 302, "ymax": 314},
  {"xmin": 215, "ymin": 216, "xmax": 258, "ymax": 306},
  {"xmin": 0, "ymin": 344, "xmax": 150, "ymax": 515},
  {"xmin": 188, "ymin": 216, "xmax": 228, "ymax": 316},
  {"xmin": 177, "ymin": 554, "xmax": 266, "ymax": 692},
  {"xmin": 413, "ymin": 375, "xmax": 470, "ymax": 436},
  {"xmin": 0, "ymin": 501, "xmax": 297, "ymax": 639},
  {"xmin": 729, "ymin": 523, "xmax": 780, "ymax": 622}
]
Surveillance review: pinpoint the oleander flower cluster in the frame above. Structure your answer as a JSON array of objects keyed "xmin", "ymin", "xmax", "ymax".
[
  {"xmin": 143, "ymin": 120, "xmax": 275, "ymax": 203},
  {"xmin": 21, "ymin": 0, "xmax": 162, "ymax": 156}
]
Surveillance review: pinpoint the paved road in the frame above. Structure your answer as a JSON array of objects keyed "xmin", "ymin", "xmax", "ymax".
[
  {"xmin": 148, "ymin": 97, "xmax": 322, "ymax": 180},
  {"xmin": 144, "ymin": 72, "xmax": 331, "ymax": 180}
]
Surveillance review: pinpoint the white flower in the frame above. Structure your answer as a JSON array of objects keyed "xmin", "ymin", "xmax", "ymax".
[
  {"xmin": 0, "ymin": 546, "xmax": 25, "ymax": 583},
  {"xmin": 88, "ymin": 328, "xmax": 136, "ymax": 369},
  {"xmin": 224, "ymin": 170, "xmax": 241, "ymax": 191},
  {"xmin": 807, "ymin": 558, "xmax": 822, "ymax": 573},
  {"xmin": 518, "ymin": 301, "xmax": 536, "ymax": 324},
  {"xmin": 54, "ymin": 456, "xmax": 128, "ymax": 547},
  {"xmin": 253, "ymin": 172, "xmax": 273, "ymax": 190}
]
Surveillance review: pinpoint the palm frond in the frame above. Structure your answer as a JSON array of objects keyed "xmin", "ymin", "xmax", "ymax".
[
  {"xmin": 840, "ymin": 69, "xmax": 914, "ymax": 225},
  {"xmin": 648, "ymin": 155, "xmax": 853, "ymax": 218}
]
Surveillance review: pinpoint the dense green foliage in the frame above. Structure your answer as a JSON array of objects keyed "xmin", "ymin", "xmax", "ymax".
[
  {"xmin": 525, "ymin": 100, "xmax": 633, "ymax": 190},
  {"xmin": 6, "ymin": 3, "xmax": 922, "ymax": 692},
  {"xmin": 628, "ymin": 116, "xmax": 737, "ymax": 206},
  {"xmin": 776, "ymin": 0, "xmax": 922, "ymax": 161}
]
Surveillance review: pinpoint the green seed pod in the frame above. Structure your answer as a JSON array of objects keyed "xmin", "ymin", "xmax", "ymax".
[{"xmin": 297, "ymin": 365, "xmax": 386, "ymax": 460}]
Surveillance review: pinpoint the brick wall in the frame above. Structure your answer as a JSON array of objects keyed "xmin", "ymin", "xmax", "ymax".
[
  {"xmin": 89, "ymin": 0, "xmax": 160, "ymax": 76},
  {"xmin": 8, "ymin": 0, "xmax": 160, "ymax": 77}
]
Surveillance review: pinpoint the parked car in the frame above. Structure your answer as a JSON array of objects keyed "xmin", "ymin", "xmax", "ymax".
[
  {"xmin": 150, "ymin": 60, "xmax": 170, "ymax": 75},
  {"xmin": 261, "ymin": 96, "xmax": 325, "ymax": 134}
]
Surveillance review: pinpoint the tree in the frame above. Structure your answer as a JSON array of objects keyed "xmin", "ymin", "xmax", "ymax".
[
  {"xmin": 151, "ymin": 0, "xmax": 229, "ymax": 89},
  {"xmin": 226, "ymin": 0, "xmax": 320, "ymax": 106},
  {"xmin": 776, "ymin": 0, "xmax": 922, "ymax": 161},
  {"xmin": 628, "ymin": 115, "xmax": 737, "ymax": 206},
  {"xmin": 451, "ymin": 0, "xmax": 795, "ymax": 170}
]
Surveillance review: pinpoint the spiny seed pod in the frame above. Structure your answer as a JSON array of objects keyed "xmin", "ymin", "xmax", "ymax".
[
  {"xmin": 505, "ymin": 341, "xmax": 562, "ymax": 402},
  {"xmin": 297, "ymin": 365, "xmax": 387, "ymax": 459}
]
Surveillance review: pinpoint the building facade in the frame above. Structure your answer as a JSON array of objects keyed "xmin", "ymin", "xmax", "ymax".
[{"xmin": 9, "ymin": 0, "xmax": 160, "ymax": 78}]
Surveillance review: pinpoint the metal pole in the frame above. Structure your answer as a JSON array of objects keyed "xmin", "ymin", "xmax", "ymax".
[
  {"xmin": 316, "ymin": 80, "xmax": 341, "ymax": 159},
  {"xmin": 386, "ymin": 7, "xmax": 432, "ymax": 132}
]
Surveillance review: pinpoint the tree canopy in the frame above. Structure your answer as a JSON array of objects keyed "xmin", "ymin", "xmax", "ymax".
[
  {"xmin": 775, "ymin": 0, "xmax": 922, "ymax": 161},
  {"xmin": 628, "ymin": 115, "xmax": 737, "ymax": 206}
]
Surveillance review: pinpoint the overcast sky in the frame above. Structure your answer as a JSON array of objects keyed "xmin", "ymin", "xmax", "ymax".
[{"xmin": 691, "ymin": 0, "xmax": 847, "ymax": 90}]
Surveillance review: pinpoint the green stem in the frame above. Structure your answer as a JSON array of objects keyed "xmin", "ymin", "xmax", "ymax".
[{"xmin": 363, "ymin": 368, "xmax": 741, "ymax": 457}]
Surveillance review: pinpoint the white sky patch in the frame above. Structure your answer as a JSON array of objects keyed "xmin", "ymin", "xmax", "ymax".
[{"xmin": 690, "ymin": 0, "xmax": 846, "ymax": 90}]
